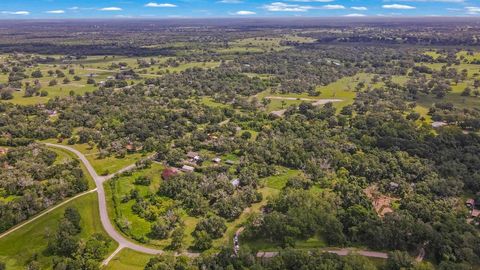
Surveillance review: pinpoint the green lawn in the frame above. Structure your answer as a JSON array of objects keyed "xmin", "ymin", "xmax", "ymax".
[
  {"xmin": 457, "ymin": 50, "xmax": 480, "ymax": 63},
  {"xmin": 424, "ymin": 50, "xmax": 442, "ymax": 59},
  {"xmin": 104, "ymin": 248, "xmax": 154, "ymax": 270},
  {"xmin": 254, "ymin": 73, "xmax": 381, "ymax": 112},
  {"xmin": 262, "ymin": 168, "xmax": 302, "ymax": 190},
  {"xmin": 200, "ymin": 97, "xmax": 230, "ymax": 109},
  {"xmin": 316, "ymin": 73, "xmax": 380, "ymax": 109},
  {"xmin": 43, "ymin": 139, "xmax": 148, "ymax": 175},
  {"xmin": 0, "ymin": 193, "xmax": 116, "ymax": 270},
  {"xmin": 144, "ymin": 61, "xmax": 221, "ymax": 74},
  {"xmin": 89, "ymin": 152, "xmax": 147, "ymax": 176}
]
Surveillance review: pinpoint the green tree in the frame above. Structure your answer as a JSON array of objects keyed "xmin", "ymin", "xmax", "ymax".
[
  {"xmin": 193, "ymin": 230, "xmax": 212, "ymax": 251},
  {"xmin": 169, "ymin": 226, "xmax": 185, "ymax": 250},
  {"xmin": 386, "ymin": 251, "xmax": 415, "ymax": 270}
]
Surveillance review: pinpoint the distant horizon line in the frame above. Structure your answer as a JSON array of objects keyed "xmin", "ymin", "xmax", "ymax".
[{"xmin": 0, "ymin": 16, "xmax": 480, "ymax": 21}]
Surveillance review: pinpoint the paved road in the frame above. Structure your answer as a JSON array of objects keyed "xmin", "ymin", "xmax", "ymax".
[{"xmin": 46, "ymin": 143, "xmax": 170, "ymax": 256}]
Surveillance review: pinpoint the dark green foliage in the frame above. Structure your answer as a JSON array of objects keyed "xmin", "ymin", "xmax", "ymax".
[
  {"xmin": 194, "ymin": 215, "xmax": 227, "ymax": 239},
  {"xmin": 0, "ymin": 145, "xmax": 88, "ymax": 233}
]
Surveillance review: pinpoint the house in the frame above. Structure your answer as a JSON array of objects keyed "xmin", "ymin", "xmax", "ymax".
[
  {"xmin": 212, "ymin": 157, "xmax": 221, "ymax": 163},
  {"xmin": 46, "ymin": 110, "xmax": 58, "ymax": 117},
  {"xmin": 466, "ymin": 199, "xmax": 475, "ymax": 209},
  {"xmin": 431, "ymin": 121, "xmax": 447, "ymax": 128},
  {"xmin": 181, "ymin": 165, "xmax": 195, "ymax": 173},
  {"xmin": 186, "ymin": 151, "xmax": 201, "ymax": 162},
  {"xmin": 162, "ymin": 168, "xmax": 179, "ymax": 180},
  {"xmin": 231, "ymin": 178, "xmax": 240, "ymax": 187},
  {"xmin": 389, "ymin": 182, "xmax": 399, "ymax": 190},
  {"xmin": 225, "ymin": 160, "xmax": 235, "ymax": 165},
  {"xmin": 0, "ymin": 147, "xmax": 7, "ymax": 155},
  {"xmin": 126, "ymin": 143, "xmax": 142, "ymax": 153},
  {"xmin": 187, "ymin": 151, "xmax": 199, "ymax": 159}
]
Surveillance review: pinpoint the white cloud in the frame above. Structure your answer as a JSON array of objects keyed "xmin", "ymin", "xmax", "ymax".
[
  {"xmin": 219, "ymin": 0, "xmax": 243, "ymax": 3},
  {"xmin": 466, "ymin": 6, "xmax": 480, "ymax": 14},
  {"xmin": 382, "ymin": 4, "xmax": 416, "ymax": 9},
  {"xmin": 46, "ymin": 10, "xmax": 65, "ymax": 14},
  {"xmin": 69, "ymin": 7, "xmax": 80, "ymax": 10},
  {"xmin": 145, "ymin": 2, "xmax": 177, "ymax": 8},
  {"xmin": 235, "ymin": 10, "xmax": 256, "ymax": 15},
  {"xmin": 98, "ymin": 7, "xmax": 123, "ymax": 11},
  {"xmin": 344, "ymin": 13, "xmax": 366, "ymax": 17},
  {"xmin": 1, "ymin": 11, "xmax": 30, "ymax": 15},
  {"xmin": 321, "ymin": 4, "xmax": 345, "ymax": 9},
  {"xmin": 351, "ymin": 6, "xmax": 367, "ymax": 11},
  {"xmin": 263, "ymin": 2, "xmax": 313, "ymax": 12}
]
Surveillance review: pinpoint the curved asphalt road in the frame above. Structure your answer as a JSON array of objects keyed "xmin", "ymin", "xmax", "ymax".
[
  {"xmin": 45, "ymin": 143, "xmax": 171, "ymax": 256},
  {"xmin": 45, "ymin": 143, "xmax": 389, "ymax": 264}
]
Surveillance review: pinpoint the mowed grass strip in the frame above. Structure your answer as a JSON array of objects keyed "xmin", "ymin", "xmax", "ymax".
[{"xmin": 104, "ymin": 248, "xmax": 154, "ymax": 270}]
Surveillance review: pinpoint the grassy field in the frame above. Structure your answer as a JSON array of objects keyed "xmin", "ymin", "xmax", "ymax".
[
  {"xmin": 457, "ymin": 50, "xmax": 480, "ymax": 63},
  {"xmin": 254, "ymin": 73, "xmax": 379, "ymax": 112},
  {"xmin": 43, "ymin": 139, "xmax": 148, "ymax": 175},
  {"xmin": 424, "ymin": 50, "xmax": 442, "ymax": 59},
  {"xmin": 105, "ymin": 248, "xmax": 154, "ymax": 270},
  {"xmin": 200, "ymin": 97, "xmax": 231, "ymax": 109},
  {"xmin": 145, "ymin": 61, "xmax": 221, "ymax": 74},
  {"xmin": 413, "ymin": 62, "xmax": 480, "ymax": 113},
  {"xmin": 0, "ymin": 193, "xmax": 116, "ymax": 270},
  {"xmin": 262, "ymin": 168, "xmax": 302, "ymax": 190}
]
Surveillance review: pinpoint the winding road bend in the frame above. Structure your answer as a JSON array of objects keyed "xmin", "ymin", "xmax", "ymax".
[
  {"xmin": 45, "ymin": 144, "xmax": 172, "ymax": 258},
  {"xmin": 39, "ymin": 143, "xmax": 389, "ymax": 265}
]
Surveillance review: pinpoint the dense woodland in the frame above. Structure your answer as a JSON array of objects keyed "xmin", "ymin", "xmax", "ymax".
[
  {"xmin": 0, "ymin": 20, "xmax": 479, "ymax": 270},
  {"xmin": 0, "ymin": 145, "xmax": 88, "ymax": 233}
]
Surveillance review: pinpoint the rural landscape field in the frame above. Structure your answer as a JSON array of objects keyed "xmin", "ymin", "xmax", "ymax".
[{"xmin": 0, "ymin": 7, "xmax": 480, "ymax": 270}]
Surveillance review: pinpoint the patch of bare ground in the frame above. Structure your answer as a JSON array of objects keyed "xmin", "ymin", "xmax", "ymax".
[{"xmin": 364, "ymin": 185, "xmax": 398, "ymax": 217}]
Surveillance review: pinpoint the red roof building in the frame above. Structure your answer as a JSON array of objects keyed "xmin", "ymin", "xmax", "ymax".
[{"xmin": 162, "ymin": 168, "xmax": 179, "ymax": 180}]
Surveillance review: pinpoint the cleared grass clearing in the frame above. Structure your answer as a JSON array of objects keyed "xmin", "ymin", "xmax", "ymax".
[
  {"xmin": 417, "ymin": 92, "xmax": 480, "ymax": 111},
  {"xmin": 142, "ymin": 61, "xmax": 221, "ymax": 74},
  {"xmin": 200, "ymin": 97, "xmax": 230, "ymax": 109},
  {"xmin": 231, "ymin": 35, "xmax": 315, "ymax": 49},
  {"xmin": 0, "ymin": 193, "xmax": 116, "ymax": 270},
  {"xmin": 43, "ymin": 139, "xmax": 147, "ymax": 175},
  {"xmin": 262, "ymin": 168, "xmax": 302, "ymax": 190},
  {"xmin": 105, "ymin": 248, "xmax": 154, "ymax": 270},
  {"xmin": 424, "ymin": 50, "xmax": 442, "ymax": 59},
  {"xmin": 457, "ymin": 50, "xmax": 480, "ymax": 62},
  {"xmin": 217, "ymin": 35, "xmax": 314, "ymax": 55},
  {"xmin": 257, "ymin": 73, "xmax": 383, "ymax": 112}
]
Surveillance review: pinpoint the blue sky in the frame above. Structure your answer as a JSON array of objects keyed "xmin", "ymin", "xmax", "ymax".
[{"xmin": 0, "ymin": 0, "xmax": 479, "ymax": 18}]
